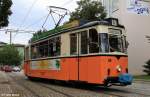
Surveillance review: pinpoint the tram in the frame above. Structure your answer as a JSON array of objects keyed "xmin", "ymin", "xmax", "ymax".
[{"xmin": 24, "ymin": 18, "xmax": 132, "ymax": 87}]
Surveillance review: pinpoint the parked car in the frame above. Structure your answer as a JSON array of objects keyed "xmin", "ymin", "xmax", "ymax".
[
  {"xmin": 3, "ymin": 65, "xmax": 13, "ymax": 72},
  {"xmin": 13, "ymin": 66, "xmax": 21, "ymax": 72}
]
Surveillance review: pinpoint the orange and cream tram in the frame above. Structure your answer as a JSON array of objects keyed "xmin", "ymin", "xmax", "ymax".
[{"xmin": 24, "ymin": 18, "xmax": 132, "ymax": 87}]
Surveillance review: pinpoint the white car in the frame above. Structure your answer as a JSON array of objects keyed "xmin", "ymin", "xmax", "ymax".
[{"xmin": 13, "ymin": 67, "xmax": 21, "ymax": 72}]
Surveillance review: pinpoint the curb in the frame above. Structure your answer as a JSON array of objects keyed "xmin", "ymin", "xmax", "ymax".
[{"xmin": 133, "ymin": 79, "xmax": 150, "ymax": 83}]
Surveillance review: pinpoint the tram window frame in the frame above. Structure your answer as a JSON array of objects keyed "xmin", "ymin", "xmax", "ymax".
[
  {"xmin": 54, "ymin": 36, "xmax": 61, "ymax": 56},
  {"xmin": 25, "ymin": 47, "xmax": 29, "ymax": 60},
  {"xmin": 108, "ymin": 29, "xmax": 124, "ymax": 53},
  {"xmin": 89, "ymin": 28, "xmax": 99, "ymax": 53},
  {"xmin": 70, "ymin": 33, "xmax": 77, "ymax": 55},
  {"xmin": 48, "ymin": 36, "xmax": 61, "ymax": 57},
  {"xmin": 123, "ymin": 36, "xmax": 128, "ymax": 54},
  {"xmin": 38, "ymin": 41, "xmax": 49, "ymax": 58},
  {"xmin": 99, "ymin": 33, "xmax": 109, "ymax": 53},
  {"xmin": 31, "ymin": 45, "xmax": 38, "ymax": 59},
  {"xmin": 80, "ymin": 31, "xmax": 88, "ymax": 54}
]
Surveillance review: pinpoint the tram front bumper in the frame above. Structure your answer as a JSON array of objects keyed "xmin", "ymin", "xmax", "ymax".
[
  {"xmin": 105, "ymin": 73, "xmax": 133, "ymax": 86},
  {"xmin": 118, "ymin": 73, "xmax": 133, "ymax": 85}
]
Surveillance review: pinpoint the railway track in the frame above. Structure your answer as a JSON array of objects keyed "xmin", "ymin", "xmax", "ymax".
[
  {"xmin": 7, "ymin": 72, "xmax": 150, "ymax": 97},
  {"xmin": 36, "ymin": 80, "xmax": 150, "ymax": 97},
  {"xmin": 37, "ymin": 83, "xmax": 75, "ymax": 97},
  {"xmin": 6, "ymin": 73, "xmax": 42, "ymax": 97},
  {"xmin": 8, "ymin": 73, "xmax": 74, "ymax": 97},
  {"xmin": 115, "ymin": 86, "xmax": 150, "ymax": 97}
]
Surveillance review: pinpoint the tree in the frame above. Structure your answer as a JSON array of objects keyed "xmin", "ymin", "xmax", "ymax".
[
  {"xmin": 143, "ymin": 60, "xmax": 150, "ymax": 75},
  {"xmin": 0, "ymin": 0, "xmax": 12, "ymax": 28},
  {"xmin": 69, "ymin": 0, "xmax": 106, "ymax": 21},
  {"xmin": 0, "ymin": 45, "xmax": 23, "ymax": 66}
]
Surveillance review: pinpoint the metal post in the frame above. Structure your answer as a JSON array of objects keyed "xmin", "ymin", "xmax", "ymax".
[{"xmin": 10, "ymin": 31, "xmax": 12, "ymax": 44}]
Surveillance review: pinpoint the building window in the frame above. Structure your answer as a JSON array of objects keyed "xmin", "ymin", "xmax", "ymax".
[
  {"xmin": 81, "ymin": 31, "xmax": 88, "ymax": 54},
  {"xmin": 70, "ymin": 33, "xmax": 77, "ymax": 55},
  {"xmin": 89, "ymin": 29, "xmax": 99, "ymax": 53}
]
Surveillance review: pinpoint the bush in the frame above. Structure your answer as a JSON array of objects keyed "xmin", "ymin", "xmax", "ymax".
[
  {"xmin": 0, "ymin": 45, "xmax": 23, "ymax": 66},
  {"xmin": 143, "ymin": 59, "xmax": 150, "ymax": 75}
]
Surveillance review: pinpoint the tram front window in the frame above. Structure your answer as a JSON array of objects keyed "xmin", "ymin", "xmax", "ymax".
[
  {"xmin": 99, "ymin": 33, "xmax": 109, "ymax": 53},
  {"xmin": 109, "ymin": 35, "xmax": 123, "ymax": 52}
]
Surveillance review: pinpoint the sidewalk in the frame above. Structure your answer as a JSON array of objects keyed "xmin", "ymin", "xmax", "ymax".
[
  {"xmin": 0, "ymin": 71, "xmax": 9, "ymax": 83},
  {"xmin": 0, "ymin": 71, "xmax": 13, "ymax": 97},
  {"xmin": 133, "ymin": 79, "xmax": 150, "ymax": 84}
]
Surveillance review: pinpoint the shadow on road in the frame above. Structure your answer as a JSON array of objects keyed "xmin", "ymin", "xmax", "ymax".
[{"xmin": 25, "ymin": 77, "xmax": 130, "ymax": 94}]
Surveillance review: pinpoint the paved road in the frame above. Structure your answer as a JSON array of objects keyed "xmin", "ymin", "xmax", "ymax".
[{"xmin": 0, "ymin": 71, "xmax": 150, "ymax": 97}]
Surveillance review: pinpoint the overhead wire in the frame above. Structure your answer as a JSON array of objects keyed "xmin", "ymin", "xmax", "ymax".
[
  {"xmin": 24, "ymin": 14, "xmax": 49, "ymax": 30},
  {"xmin": 19, "ymin": 0, "xmax": 39, "ymax": 28},
  {"xmin": 38, "ymin": 0, "xmax": 74, "ymax": 30},
  {"xmin": 60, "ymin": 0, "xmax": 74, "ymax": 7},
  {"xmin": 13, "ymin": 0, "xmax": 39, "ymax": 42},
  {"xmin": 14, "ymin": 0, "xmax": 74, "ymax": 42}
]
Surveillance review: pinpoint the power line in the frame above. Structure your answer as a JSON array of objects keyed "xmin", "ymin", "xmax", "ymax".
[
  {"xmin": 19, "ymin": 0, "xmax": 39, "ymax": 28},
  {"xmin": 61, "ymin": 0, "xmax": 74, "ymax": 7},
  {"xmin": 13, "ymin": 0, "xmax": 38, "ymax": 43},
  {"xmin": 24, "ymin": 14, "xmax": 48, "ymax": 30},
  {"xmin": 0, "ymin": 29, "xmax": 35, "ymax": 34},
  {"xmin": 0, "ymin": 29, "xmax": 35, "ymax": 44}
]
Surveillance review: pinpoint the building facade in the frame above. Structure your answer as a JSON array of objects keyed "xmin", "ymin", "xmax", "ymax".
[{"xmin": 101, "ymin": 0, "xmax": 150, "ymax": 75}]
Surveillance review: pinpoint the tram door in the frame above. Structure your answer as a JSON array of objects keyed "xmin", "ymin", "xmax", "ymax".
[
  {"xmin": 70, "ymin": 33, "xmax": 79, "ymax": 80},
  {"xmin": 70, "ymin": 31, "xmax": 89, "ymax": 81},
  {"xmin": 79, "ymin": 31, "xmax": 88, "ymax": 81},
  {"xmin": 79, "ymin": 29, "xmax": 99, "ymax": 82}
]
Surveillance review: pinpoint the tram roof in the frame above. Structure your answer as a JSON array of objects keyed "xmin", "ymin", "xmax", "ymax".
[{"xmin": 30, "ymin": 18, "xmax": 125, "ymax": 43}]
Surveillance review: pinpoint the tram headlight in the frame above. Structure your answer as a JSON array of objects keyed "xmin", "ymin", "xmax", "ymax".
[{"xmin": 116, "ymin": 65, "xmax": 122, "ymax": 72}]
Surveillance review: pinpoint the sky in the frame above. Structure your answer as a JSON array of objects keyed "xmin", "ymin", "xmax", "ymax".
[{"xmin": 0, "ymin": 0, "xmax": 78, "ymax": 44}]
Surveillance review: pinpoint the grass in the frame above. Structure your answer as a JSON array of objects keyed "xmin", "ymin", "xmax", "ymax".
[{"xmin": 134, "ymin": 75, "xmax": 150, "ymax": 81}]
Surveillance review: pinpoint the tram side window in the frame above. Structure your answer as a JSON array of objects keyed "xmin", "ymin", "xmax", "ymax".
[
  {"xmin": 25, "ymin": 47, "xmax": 29, "ymax": 60},
  {"xmin": 89, "ymin": 29, "xmax": 99, "ymax": 53},
  {"xmin": 70, "ymin": 33, "xmax": 77, "ymax": 55},
  {"xmin": 31, "ymin": 45, "xmax": 37, "ymax": 59},
  {"xmin": 55, "ymin": 37, "xmax": 61, "ymax": 56},
  {"xmin": 38, "ymin": 41, "xmax": 48, "ymax": 58},
  {"xmin": 81, "ymin": 31, "xmax": 88, "ymax": 54},
  {"xmin": 99, "ymin": 33, "xmax": 109, "ymax": 53},
  {"xmin": 48, "ymin": 36, "xmax": 61, "ymax": 57}
]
